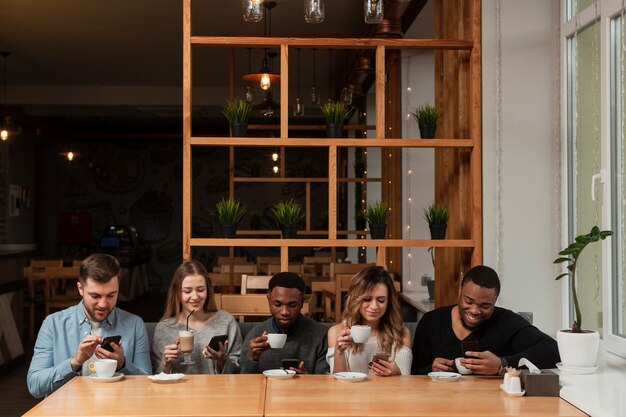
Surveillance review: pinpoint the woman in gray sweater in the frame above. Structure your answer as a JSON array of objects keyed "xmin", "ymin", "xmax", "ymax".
[{"xmin": 151, "ymin": 260, "xmax": 242, "ymax": 374}]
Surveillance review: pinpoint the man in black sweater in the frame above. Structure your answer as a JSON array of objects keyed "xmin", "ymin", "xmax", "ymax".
[
  {"xmin": 240, "ymin": 272, "xmax": 329, "ymax": 374},
  {"xmin": 411, "ymin": 265, "xmax": 560, "ymax": 375}
]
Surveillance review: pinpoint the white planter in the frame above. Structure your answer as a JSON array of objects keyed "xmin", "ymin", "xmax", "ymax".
[{"xmin": 556, "ymin": 329, "xmax": 600, "ymax": 368}]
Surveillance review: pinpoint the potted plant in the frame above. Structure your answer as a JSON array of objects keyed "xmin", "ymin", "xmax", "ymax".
[
  {"xmin": 365, "ymin": 200, "xmax": 389, "ymax": 239},
  {"xmin": 271, "ymin": 199, "xmax": 305, "ymax": 239},
  {"xmin": 424, "ymin": 203, "xmax": 449, "ymax": 239},
  {"xmin": 222, "ymin": 99, "xmax": 252, "ymax": 137},
  {"xmin": 411, "ymin": 103, "xmax": 440, "ymax": 139},
  {"xmin": 321, "ymin": 101, "xmax": 354, "ymax": 138},
  {"xmin": 553, "ymin": 226, "xmax": 612, "ymax": 369},
  {"xmin": 211, "ymin": 198, "xmax": 247, "ymax": 238}
]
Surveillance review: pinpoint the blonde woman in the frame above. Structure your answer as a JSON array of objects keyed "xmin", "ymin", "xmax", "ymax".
[
  {"xmin": 327, "ymin": 266, "xmax": 412, "ymax": 376},
  {"xmin": 151, "ymin": 260, "xmax": 242, "ymax": 374}
]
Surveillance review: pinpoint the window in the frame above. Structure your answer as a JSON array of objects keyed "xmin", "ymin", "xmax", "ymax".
[{"xmin": 564, "ymin": 0, "xmax": 626, "ymax": 357}]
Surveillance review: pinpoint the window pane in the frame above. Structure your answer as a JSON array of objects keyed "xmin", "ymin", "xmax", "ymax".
[
  {"xmin": 570, "ymin": 22, "xmax": 603, "ymax": 334},
  {"xmin": 613, "ymin": 16, "xmax": 626, "ymax": 339},
  {"xmin": 574, "ymin": 0, "xmax": 595, "ymax": 16}
]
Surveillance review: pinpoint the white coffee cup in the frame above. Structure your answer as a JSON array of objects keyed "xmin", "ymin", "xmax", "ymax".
[
  {"xmin": 94, "ymin": 359, "xmax": 117, "ymax": 378},
  {"xmin": 454, "ymin": 357, "xmax": 472, "ymax": 375},
  {"xmin": 267, "ymin": 333, "xmax": 287, "ymax": 349},
  {"xmin": 350, "ymin": 325, "xmax": 371, "ymax": 343},
  {"xmin": 507, "ymin": 376, "xmax": 522, "ymax": 393}
]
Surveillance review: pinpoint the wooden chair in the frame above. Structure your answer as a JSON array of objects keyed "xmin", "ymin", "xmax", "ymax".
[
  {"xmin": 208, "ymin": 273, "xmax": 242, "ymax": 292},
  {"xmin": 216, "ymin": 256, "xmax": 248, "ymax": 265},
  {"xmin": 221, "ymin": 294, "xmax": 270, "ymax": 320},
  {"xmin": 255, "ymin": 256, "xmax": 280, "ymax": 274},
  {"xmin": 45, "ymin": 266, "xmax": 81, "ymax": 315},
  {"xmin": 23, "ymin": 259, "xmax": 63, "ymax": 341},
  {"xmin": 266, "ymin": 263, "xmax": 304, "ymax": 276},
  {"xmin": 218, "ymin": 264, "xmax": 257, "ymax": 274},
  {"xmin": 241, "ymin": 275, "xmax": 272, "ymax": 295}
]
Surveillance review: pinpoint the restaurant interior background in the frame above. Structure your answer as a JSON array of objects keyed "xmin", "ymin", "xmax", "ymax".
[{"xmin": 0, "ymin": 0, "xmax": 562, "ymax": 342}]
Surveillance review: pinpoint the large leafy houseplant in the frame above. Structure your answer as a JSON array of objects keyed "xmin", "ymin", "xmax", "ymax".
[{"xmin": 554, "ymin": 226, "xmax": 612, "ymax": 333}]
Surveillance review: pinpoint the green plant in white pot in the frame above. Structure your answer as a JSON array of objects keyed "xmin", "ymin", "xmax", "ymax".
[{"xmin": 553, "ymin": 225, "xmax": 612, "ymax": 369}]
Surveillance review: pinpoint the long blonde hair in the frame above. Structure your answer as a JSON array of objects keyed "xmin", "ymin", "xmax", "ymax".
[
  {"xmin": 342, "ymin": 266, "xmax": 404, "ymax": 354},
  {"xmin": 161, "ymin": 260, "xmax": 217, "ymax": 321}
]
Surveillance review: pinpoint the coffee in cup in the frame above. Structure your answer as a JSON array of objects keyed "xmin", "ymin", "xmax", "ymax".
[
  {"xmin": 94, "ymin": 359, "xmax": 117, "ymax": 377},
  {"xmin": 454, "ymin": 357, "xmax": 472, "ymax": 374},
  {"xmin": 350, "ymin": 325, "xmax": 371, "ymax": 343},
  {"xmin": 267, "ymin": 333, "xmax": 287, "ymax": 349},
  {"xmin": 179, "ymin": 330, "xmax": 194, "ymax": 353}
]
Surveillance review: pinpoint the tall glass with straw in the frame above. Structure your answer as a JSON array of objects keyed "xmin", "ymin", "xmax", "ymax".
[{"xmin": 179, "ymin": 309, "xmax": 195, "ymax": 365}]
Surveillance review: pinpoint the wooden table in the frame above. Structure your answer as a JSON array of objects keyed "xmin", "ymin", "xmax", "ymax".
[
  {"xmin": 22, "ymin": 375, "xmax": 266, "ymax": 417},
  {"xmin": 264, "ymin": 375, "xmax": 588, "ymax": 417}
]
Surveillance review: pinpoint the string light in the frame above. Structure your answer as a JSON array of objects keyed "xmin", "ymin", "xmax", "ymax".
[
  {"xmin": 67, "ymin": 152, "xmax": 74, "ymax": 161},
  {"xmin": 272, "ymin": 152, "xmax": 279, "ymax": 161},
  {"xmin": 273, "ymin": 166, "xmax": 279, "ymax": 174}
]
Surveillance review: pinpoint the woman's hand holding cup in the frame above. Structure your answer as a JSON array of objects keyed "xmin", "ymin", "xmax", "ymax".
[
  {"xmin": 162, "ymin": 339, "xmax": 181, "ymax": 372},
  {"xmin": 335, "ymin": 326, "xmax": 355, "ymax": 353}
]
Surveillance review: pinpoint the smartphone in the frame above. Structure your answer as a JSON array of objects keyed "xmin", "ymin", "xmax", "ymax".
[
  {"xmin": 101, "ymin": 335, "xmax": 121, "ymax": 352},
  {"xmin": 372, "ymin": 352, "xmax": 390, "ymax": 363},
  {"xmin": 281, "ymin": 359, "xmax": 300, "ymax": 370},
  {"xmin": 461, "ymin": 340, "xmax": 480, "ymax": 358},
  {"xmin": 207, "ymin": 334, "xmax": 228, "ymax": 351}
]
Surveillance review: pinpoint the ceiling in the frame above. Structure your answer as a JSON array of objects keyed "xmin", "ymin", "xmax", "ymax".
[{"xmin": 0, "ymin": 0, "xmax": 432, "ymax": 137}]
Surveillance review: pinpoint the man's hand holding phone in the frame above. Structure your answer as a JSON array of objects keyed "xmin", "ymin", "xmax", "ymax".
[{"xmin": 96, "ymin": 335, "xmax": 125, "ymax": 371}]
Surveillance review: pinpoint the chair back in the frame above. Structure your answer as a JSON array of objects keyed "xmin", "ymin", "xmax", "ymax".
[
  {"xmin": 44, "ymin": 266, "xmax": 82, "ymax": 315},
  {"xmin": 219, "ymin": 264, "xmax": 257, "ymax": 274},
  {"xmin": 216, "ymin": 256, "xmax": 248, "ymax": 265},
  {"xmin": 241, "ymin": 275, "xmax": 272, "ymax": 295},
  {"xmin": 267, "ymin": 263, "xmax": 304, "ymax": 276}
]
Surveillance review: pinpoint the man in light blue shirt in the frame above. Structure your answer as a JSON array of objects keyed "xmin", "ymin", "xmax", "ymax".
[{"xmin": 27, "ymin": 253, "xmax": 151, "ymax": 398}]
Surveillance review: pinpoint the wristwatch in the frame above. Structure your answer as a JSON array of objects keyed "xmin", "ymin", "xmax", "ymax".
[{"xmin": 498, "ymin": 357, "xmax": 508, "ymax": 376}]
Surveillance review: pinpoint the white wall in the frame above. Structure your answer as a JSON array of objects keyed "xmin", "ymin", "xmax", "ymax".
[{"xmin": 482, "ymin": 0, "xmax": 562, "ymax": 336}]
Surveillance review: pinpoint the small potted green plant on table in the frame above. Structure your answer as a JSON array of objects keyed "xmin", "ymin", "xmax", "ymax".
[
  {"xmin": 411, "ymin": 103, "xmax": 440, "ymax": 139},
  {"xmin": 321, "ymin": 101, "xmax": 354, "ymax": 138},
  {"xmin": 272, "ymin": 199, "xmax": 305, "ymax": 239},
  {"xmin": 365, "ymin": 200, "xmax": 389, "ymax": 239},
  {"xmin": 424, "ymin": 203, "xmax": 449, "ymax": 239}
]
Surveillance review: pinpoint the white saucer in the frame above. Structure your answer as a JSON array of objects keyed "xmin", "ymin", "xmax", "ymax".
[
  {"xmin": 263, "ymin": 369, "xmax": 296, "ymax": 379},
  {"xmin": 428, "ymin": 371, "xmax": 461, "ymax": 381},
  {"xmin": 333, "ymin": 372, "xmax": 367, "ymax": 382},
  {"xmin": 500, "ymin": 384, "xmax": 525, "ymax": 396},
  {"xmin": 556, "ymin": 362, "xmax": 598, "ymax": 375},
  {"xmin": 89, "ymin": 372, "xmax": 124, "ymax": 383},
  {"xmin": 147, "ymin": 373, "xmax": 185, "ymax": 384}
]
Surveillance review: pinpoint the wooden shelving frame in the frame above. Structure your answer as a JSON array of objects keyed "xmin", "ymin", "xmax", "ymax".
[{"xmin": 182, "ymin": 0, "xmax": 482, "ymax": 302}]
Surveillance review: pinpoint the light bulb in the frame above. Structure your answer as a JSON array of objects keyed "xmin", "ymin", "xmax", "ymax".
[
  {"xmin": 310, "ymin": 86, "xmax": 320, "ymax": 105},
  {"xmin": 67, "ymin": 152, "xmax": 74, "ymax": 161},
  {"xmin": 260, "ymin": 74, "xmax": 271, "ymax": 90},
  {"xmin": 272, "ymin": 153, "xmax": 279, "ymax": 162},
  {"xmin": 273, "ymin": 166, "xmax": 279, "ymax": 174},
  {"xmin": 0, "ymin": 129, "xmax": 7, "ymax": 141}
]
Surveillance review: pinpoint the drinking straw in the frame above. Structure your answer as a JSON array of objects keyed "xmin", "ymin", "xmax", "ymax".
[{"xmin": 186, "ymin": 309, "xmax": 195, "ymax": 331}]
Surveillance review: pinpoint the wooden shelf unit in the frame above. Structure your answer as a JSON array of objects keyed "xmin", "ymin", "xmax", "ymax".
[{"xmin": 182, "ymin": 0, "xmax": 482, "ymax": 305}]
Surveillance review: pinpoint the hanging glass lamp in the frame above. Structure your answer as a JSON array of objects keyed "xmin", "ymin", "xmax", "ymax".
[
  {"xmin": 304, "ymin": 0, "xmax": 324, "ymax": 23},
  {"xmin": 242, "ymin": 0, "xmax": 263, "ymax": 22},
  {"xmin": 364, "ymin": 0, "xmax": 383, "ymax": 24}
]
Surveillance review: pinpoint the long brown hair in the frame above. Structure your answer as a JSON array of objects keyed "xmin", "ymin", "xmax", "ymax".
[
  {"xmin": 161, "ymin": 260, "xmax": 217, "ymax": 321},
  {"xmin": 342, "ymin": 265, "xmax": 404, "ymax": 354}
]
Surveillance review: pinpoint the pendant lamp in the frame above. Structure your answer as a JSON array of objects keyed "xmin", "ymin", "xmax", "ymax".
[
  {"xmin": 310, "ymin": 49, "xmax": 320, "ymax": 105},
  {"xmin": 364, "ymin": 0, "xmax": 384, "ymax": 24},
  {"xmin": 242, "ymin": 0, "xmax": 263, "ymax": 22},
  {"xmin": 304, "ymin": 0, "xmax": 324, "ymax": 23},
  {"xmin": 293, "ymin": 49, "xmax": 304, "ymax": 116},
  {"xmin": 241, "ymin": 1, "xmax": 280, "ymax": 90}
]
